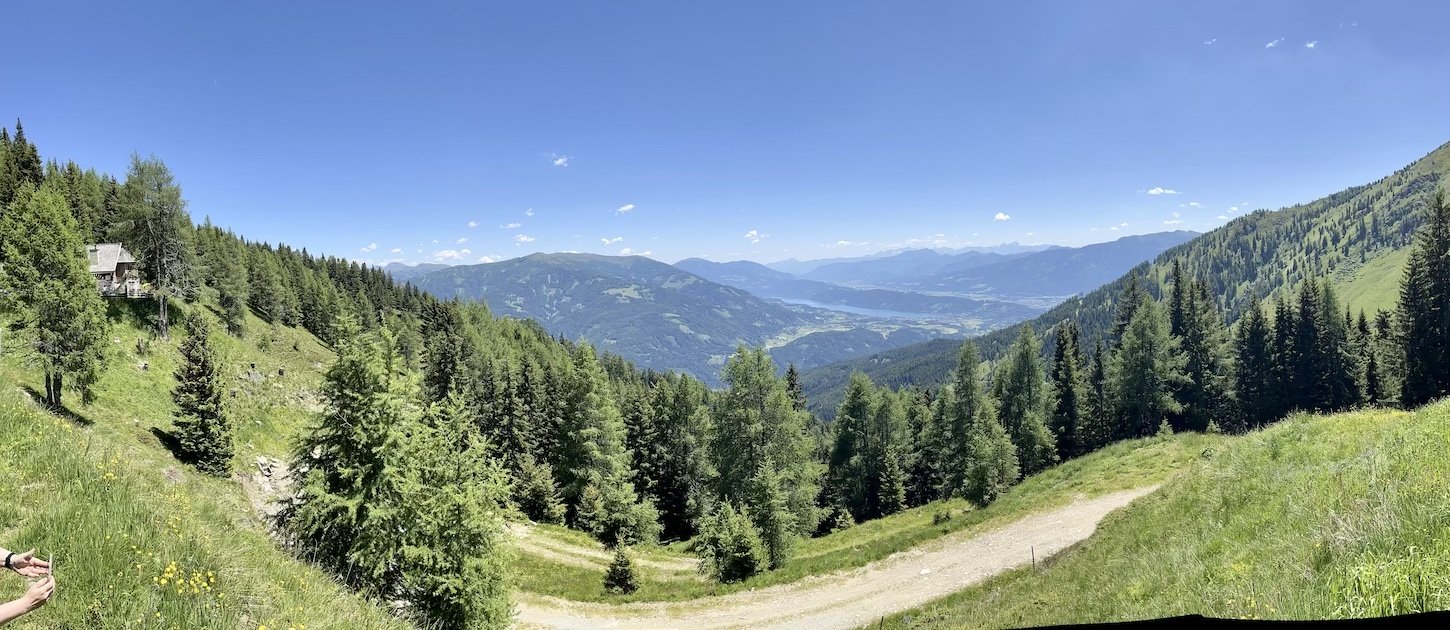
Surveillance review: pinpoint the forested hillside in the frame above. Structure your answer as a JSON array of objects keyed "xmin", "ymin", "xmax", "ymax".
[{"xmin": 803, "ymin": 141, "xmax": 1450, "ymax": 416}]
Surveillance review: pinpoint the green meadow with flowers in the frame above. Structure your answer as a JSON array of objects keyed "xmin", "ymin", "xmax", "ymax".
[
  {"xmin": 882, "ymin": 401, "xmax": 1450, "ymax": 628},
  {"xmin": 0, "ymin": 303, "xmax": 406, "ymax": 629}
]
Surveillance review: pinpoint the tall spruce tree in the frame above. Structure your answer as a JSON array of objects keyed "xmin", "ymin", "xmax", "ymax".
[
  {"xmin": 1049, "ymin": 322, "xmax": 1086, "ymax": 457},
  {"xmin": 0, "ymin": 182, "xmax": 108, "ymax": 407},
  {"xmin": 1175, "ymin": 280, "xmax": 1232, "ymax": 432},
  {"xmin": 171, "ymin": 316, "xmax": 233, "ymax": 475},
  {"xmin": 1233, "ymin": 298, "xmax": 1276, "ymax": 428},
  {"xmin": 944, "ymin": 340, "xmax": 1018, "ymax": 505},
  {"xmin": 1078, "ymin": 341, "xmax": 1112, "ymax": 452},
  {"xmin": 1399, "ymin": 189, "xmax": 1450, "ymax": 406},
  {"xmin": 557, "ymin": 345, "xmax": 659, "ymax": 546}
]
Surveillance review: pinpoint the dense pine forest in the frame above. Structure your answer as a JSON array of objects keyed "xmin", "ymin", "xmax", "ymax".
[{"xmin": 3, "ymin": 121, "xmax": 1449, "ymax": 629}]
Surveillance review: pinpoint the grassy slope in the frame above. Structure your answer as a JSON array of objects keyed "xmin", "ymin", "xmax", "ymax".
[
  {"xmin": 1337, "ymin": 247, "xmax": 1412, "ymax": 317},
  {"xmin": 0, "ymin": 301, "xmax": 405, "ymax": 629},
  {"xmin": 883, "ymin": 401, "xmax": 1450, "ymax": 628},
  {"xmin": 514, "ymin": 431, "xmax": 1220, "ymax": 603}
]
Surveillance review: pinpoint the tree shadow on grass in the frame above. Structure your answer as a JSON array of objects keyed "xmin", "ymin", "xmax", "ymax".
[
  {"xmin": 148, "ymin": 426, "xmax": 188, "ymax": 464},
  {"xmin": 20, "ymin": 385, "xmax": 95, "ymax": 427}
]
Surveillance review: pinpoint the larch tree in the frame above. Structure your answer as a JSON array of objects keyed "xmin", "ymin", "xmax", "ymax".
[
  {"xmin": 1108, "ymin": 297, "xmax": 1186, "ymax": 438},
  {"xmin": 118, "ymin": 154, "xmax": 194, "ymax": 339},
  {"xmin": 993, "ymin": 326, "xmax": 1058, "ymax": 476}
]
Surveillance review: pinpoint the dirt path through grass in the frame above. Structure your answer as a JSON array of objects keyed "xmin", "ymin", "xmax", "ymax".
[
  {"xmin": 510, "ymin": 524, "xmax": 700, "ymax": 575},
  {"xmin": 514, "ymin": 486, "xmax": 1158, "ymax": 629}
]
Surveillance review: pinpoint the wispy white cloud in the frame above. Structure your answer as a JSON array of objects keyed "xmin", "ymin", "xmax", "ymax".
[
  {"xmin": 1203, "ymin": 38, "xmax": 1217, "ymax": 45},
  {"xmin": 994, "ymin": 212, "xmax": 1011, "ymax": 221},
  {"xmin": 525, "ymin": 208, "xmax": 535, "ymax": 217},
  {"xmin": 513, "ymin": 234, "xmax": 536, "ymax": 245},
  {"xmin": 744, "ymin": 229, "xmax": 765, "ymax": 244},
  {"xmin": 433, "ymin": 249, "xmax": 466, "ymax": 261},
  {"xmin": 360, "ymin": 243, "xmax": 378, "ymax": 253},
  {"xmin": 1145, "ymin": 187, "xmax": 1181, "ymax": 195},
  {"xmin": 1305, "ymin": 40, "xmax": 1318, "ymax": 49},
  {"xmin": 1266, "ymin": 38, "xmax": 1284, "ymax": 48},
  {"xmin": 456, "ymin": 237, "xmax": 468, "ymax": 244},
  {"xmin": 467, "ymin": 220, "xmax": 479, "ymax": 228},
  {"xmin": 551, "ymin": 153, "xmax": 570, "ymax": 167},
  {"xmin": 616, "ymin": 203, "xmax": 635, "ymax": 215},
  {"xmin": 833, "ymin": 240, "xmax": 869, "ymax": 247},
  {"xmin": 389, "ymin": 248, "xmax": 402, "ymax": 254},
  {"xmin": 1186, "ymin": 201, "xmax": 1203, "ymax": 208},
  {"xmin": 1228, "ymin": 206, "xmax": 1240, "ymax": 214},
  {"xmin": 478, "ymin": 256, "xmax": 500, "ymax": 263},
  {"xmin": 501, "ymin": 222, "xmax": 522, "ymax": 229},
  {"xmin": 1164, "ymin": 212, "xmax": 1185, "ymax": 225},
  {"xmin": 1217, "ymin": 215, "xmax": 1229, "ymax": 220},
  {"xmin": 601, "ymin": 236, "xmax": 623, "ymax": 246}
]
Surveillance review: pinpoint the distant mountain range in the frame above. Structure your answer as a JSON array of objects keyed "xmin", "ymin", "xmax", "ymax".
[
  {"xmin": 672, "ymin": 258, "xmax": 1036, "ymax": 320},
  {"xmin": 408, "ymin": 253, "xmax": 819, "ymax": 383},
  {"xmin": 394, "ymin": 231, "xmax": 1197, "ymax": 384},
  {"xmin": 765, "ymin": 242, "xmax": 1057, "ymax": 276},
  {"xmin": 382, "ymin": 262, "xmax": 450, "ymax": 282}
]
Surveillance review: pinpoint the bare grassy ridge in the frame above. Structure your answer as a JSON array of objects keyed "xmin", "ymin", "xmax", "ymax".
[{"xmin": 882, "ymin": 401, "xmax": 1450, "ymax": 628}]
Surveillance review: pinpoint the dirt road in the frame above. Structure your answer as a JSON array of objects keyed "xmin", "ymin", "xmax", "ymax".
[{"xmin": 514, "ymin": 486, "xmax": 1156, "ymax": 629}]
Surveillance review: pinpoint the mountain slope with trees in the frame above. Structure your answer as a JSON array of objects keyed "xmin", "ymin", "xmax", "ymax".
[{"xmin": 802, "ymin": 141, "xmax": 1450, "ymax": 416}]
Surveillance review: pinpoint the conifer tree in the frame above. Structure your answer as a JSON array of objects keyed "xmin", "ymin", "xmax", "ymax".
[
  {"xmin": 1175, "ymin": 280, "xmax": 1232, "ymax": 432},
  {"xmin": 514, "ymin": 453, "xmax": 565, "ymax": 524},
  {"xmin": 695, "ymin": 503, "xmax": 764, "ymax": 583},
  {"xmin": 1270, "ymin": 296, "xmax": 1297, "ymax": 417},
  {"xmin": 285, "ymin": 318, "xmax": 418, "ymax": 584},
  {"xmin": 1108, "ymin": 297, "xmax": 1186, "ymax": 438},
  {"xmin": 1049, "ymin": 322, "xmax": 1085, "ymax": 457},
  {"xmin": 1399, "ymin": 189, "xmax": 1450, "ymax": 406},
  {"xmin": 1111, "ymin": 274, "xmax": 1147, "ymax": 345},
  {"xmin": 0, "ymin": 182, "xmax": 108, "ymax": 407},
  {"xmin": 1233, "ymin": 298, "xmax": 1276, "ymax": 428},
  {"xmin": 746, "ymin": 459, "xmax": 796, "ymax": 570},
  {"xmin": 171, "ymin": 316, "xmax": 233, "ymax": 475},
  {"xmin": 904, "ymin": 389, "xmax": 943, "ymax": 507},
  {"xmin": 993, "ymin": 326, "xmax": 1058, "ymax": 475},
  {"xmin": 557, "ymin": 345, "xmax": 659, "ymax": 546},
  {"xmin": 711, "ymin": 347, "xmax": 820, "ymax": 539},
  {"xmin": 827, "ymin": 372, "xmax": 876, "ymax": 517},
  {"xmin": 1079, "ymin": 341, "xmax": 1111, "ymax": 452},
  {"xmin": 604, "ymin": 547, "xmax": 639, "ymax": 595},
  {"xmin": 785, "ymin": 363, "xmax": 808, "ymax": 411},
  {"xmin": 943, "ymin": 340, "xmax": 1018, "ymax": 505},
  {"xmin": 118, "ymin": 154, "xmax": 194, "ymax": 339},
  {"xmin": 370, "ymin": 393, "xmax": 513, "ymax": 629}
]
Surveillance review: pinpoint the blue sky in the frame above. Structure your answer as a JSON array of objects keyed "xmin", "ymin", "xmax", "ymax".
[{"xmin": 6, "ymin": 1, "xmax": 1449, "ymax": 265}]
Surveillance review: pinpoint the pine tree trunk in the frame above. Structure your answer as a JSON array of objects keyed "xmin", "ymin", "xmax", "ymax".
[
  {"xmin": 54, "ymin": 373, "xmax": 63, "ymax": 407},
  {"xmin": 44, "ymin": 372, "xmax": 54, "ymax": 407}
]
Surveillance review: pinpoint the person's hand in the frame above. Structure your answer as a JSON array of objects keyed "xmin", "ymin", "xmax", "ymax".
[
  {"xmin": 9, "ymin": 550, "xmax": 49, "ymax": 578},
  {"xmin": 20, "ymin": 576, "xmax": 53, "ymax": 611}
]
